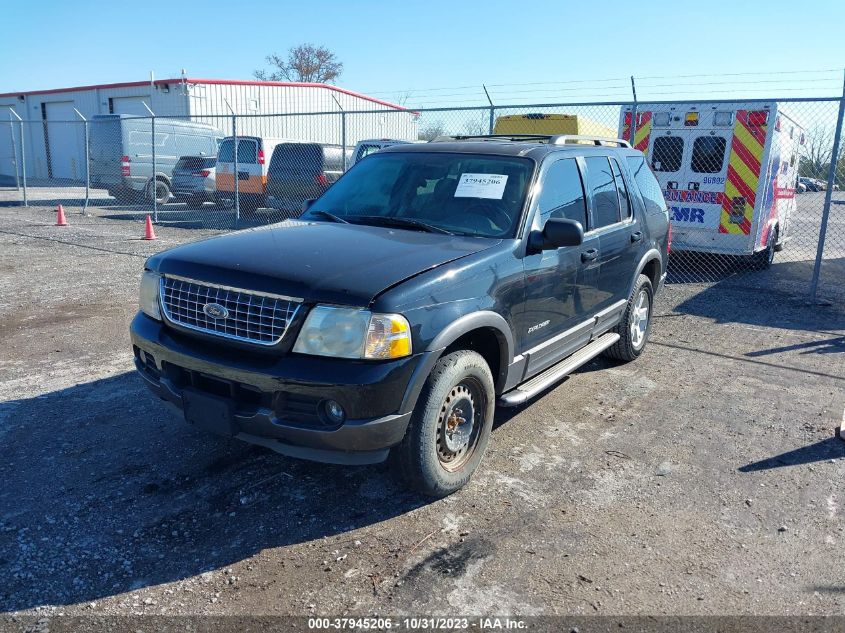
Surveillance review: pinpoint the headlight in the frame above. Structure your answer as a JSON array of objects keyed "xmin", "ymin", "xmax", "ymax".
[
  {"xmin": 139, "ymin": 271, "xmax": 162, "ymax": 320},
  {"xmin": 293, "ymin": 306, "xmax": 412, "ymax": 360}
]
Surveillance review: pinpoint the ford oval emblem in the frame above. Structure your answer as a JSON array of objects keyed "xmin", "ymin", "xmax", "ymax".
[{"xmin": 203, "ymin": 302, "xmax": 229, "ymax": 319}]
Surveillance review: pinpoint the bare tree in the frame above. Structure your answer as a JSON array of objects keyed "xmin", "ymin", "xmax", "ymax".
[
  {"xmin": 254, "ymin": 44, "xmax": 343, "ymax": 84},
  {"xmin": 462, "ymin": 112, "xmax": 489, "ymax": 136},
  {"xmin": 800, "ymin": 123, "xmax": 835, "ymax": 179},
  {"xmin": 394, "ymin": 91, "xmax": 414, "ymax": 107},
  {"xmin": 418, "ymin": 120, "xmax": 447, "ymax": 141}
]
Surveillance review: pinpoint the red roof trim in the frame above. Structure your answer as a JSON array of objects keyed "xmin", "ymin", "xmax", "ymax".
[{"xmin": 0, "ymin": 78, "xmax": 407, "ymax": 111}]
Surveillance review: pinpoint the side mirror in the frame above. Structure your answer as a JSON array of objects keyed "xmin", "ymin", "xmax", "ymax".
[
  {"xmin": 302, "ymin": 198, "xmax": 317, "ymax": 213},
  {"xmin": 528, "ymin": 218, "xmax": 584, "ymax": 252}
]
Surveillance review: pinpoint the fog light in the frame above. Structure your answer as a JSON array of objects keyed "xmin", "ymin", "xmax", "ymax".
[{"xmin": 322, "ymin": 399, "xmax": 346, "ymax": 424}]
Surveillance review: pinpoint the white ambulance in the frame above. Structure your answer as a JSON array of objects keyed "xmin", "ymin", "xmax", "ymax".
[{"xmin": 618, "ymin": 102, "xmax": 803, "ymax": 267}]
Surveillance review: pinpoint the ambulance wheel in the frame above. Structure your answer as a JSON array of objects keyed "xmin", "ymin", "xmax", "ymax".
[{"xmin": 752, "ymin": 228, "xmax": 777, "ymax": 270}]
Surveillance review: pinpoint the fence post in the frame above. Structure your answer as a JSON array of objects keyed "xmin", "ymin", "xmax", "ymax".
[
  {"xmin": 341, "ymin": 112, "xmax": 348, "ymax": 171},
  {"xmin": 9, "ymin": 109, "xmax": 27, "ymax": 206},
  {"xmin": 142, "ymin": 102, "xmax": 157, "ymax": 223},
  {"xmin": 74, "ymin": 108, "xmax": 89, "ymax": 215},
  {"xmin": 629, "ymin": 76, "xmax": 638, "ymax": 146},
  {"xmin": 483, "ymin": 85, "xmax": 494, "ymax": 134},
  {"xmin": 9, "ymin": 112, "xmax": 20, "ymax": 191},
  {"xmin": 808, "ymin": 73, "xmax": 845, "ymax": 302},
  {"xmin": 233, "ymin": 114, "xmax": 239, "ymax": 228}
]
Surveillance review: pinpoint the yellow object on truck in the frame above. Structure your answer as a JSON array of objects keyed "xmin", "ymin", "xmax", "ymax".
[{"xmin": 493, "ymin": 113, "xmax": 616, "ymax": 138}]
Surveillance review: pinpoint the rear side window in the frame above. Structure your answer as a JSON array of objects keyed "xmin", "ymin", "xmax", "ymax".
[
  {"xmin": 176, "ymin": 156, "xmax": 210, "ymax": 171},
  {"xmin": 651, "ymin": 136, "xmax": 684, "ymax": 172},
  {"xmin": 536, "ymin": 158, "xmax": 587, "ymax": 227},
  {"xmin": 609, "ymin": 158, "xmax": 631, "ymax": 219},
  {"xmin": 626, "ymin": 155, "xmax": 667, "ymax": 215},
  {"xmin": 691, "ymin": 136, "xmax": 727, "ymax": 173},
  {"xmin": 584, "ymin": 157, "xmax": 621, "ymax": 229},
  {"xmin": 269, "ymin": 144, "xmax": 323, "ymax": 173},
  {"xmin": 217, "ymin": 139, "xmax": 257, "ymax": 163}
]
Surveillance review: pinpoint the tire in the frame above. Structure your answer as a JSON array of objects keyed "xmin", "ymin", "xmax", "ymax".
[
  {"xmin": 751, "ymin": 227, "xmax": 777, "ymax": 270},
  {"xmin": 391, "ymin": 350, "xmax": 495, "ymax": 498},
  {"xmin": 147, "ymin": 179, "xmax": 171, "ymax": 205},
  {"xmin": 604, "ymin": 274, "xmax": 654, "ymax": 362}
]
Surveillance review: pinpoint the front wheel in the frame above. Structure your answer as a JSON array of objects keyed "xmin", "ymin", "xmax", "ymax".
[
  {"xmin": 391, "ymin": 350, "xmax": 495, "ymax": 497},
  {"xmin": 604, "ymin": 274, "xmax": 653, "ymax": 362}
]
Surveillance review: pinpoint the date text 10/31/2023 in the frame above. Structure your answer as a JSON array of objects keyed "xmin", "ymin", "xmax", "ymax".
[{"xmin": 307, "ymin": 616, "xmax": 528, "ymax": 630}]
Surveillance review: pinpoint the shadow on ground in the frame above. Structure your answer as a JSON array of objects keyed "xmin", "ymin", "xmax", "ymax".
[
  {"xmin": 738, "ymin": 436, "xmax": 845, "ymax": 472},
  {"xmin": 667, "ymin": 251, "xmax": 845, "ymax": 305},
  {"xmin": 667, "ymin": 262, "xmax": 845, "ymax": 341},
  {"xmin": 0, "ymin": 371, "xmax": 492, "ymax": 611}
]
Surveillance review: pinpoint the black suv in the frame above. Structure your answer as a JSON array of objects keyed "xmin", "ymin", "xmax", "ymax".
[{"xmin": 131, "ymin": 134, "xmax": 669, "ymax": 497}]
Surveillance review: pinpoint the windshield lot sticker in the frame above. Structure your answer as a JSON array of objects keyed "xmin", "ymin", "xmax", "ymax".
[{"xmin": 454, "ymin": 173, "xmax": 508, "ymax": 199}]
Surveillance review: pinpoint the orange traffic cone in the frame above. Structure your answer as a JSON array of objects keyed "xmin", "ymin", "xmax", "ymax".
[
  {"xmin": 55, "ymin": 204, "xmax": 68, "ymax": 226},
  {"xmin": 143, "ymin": 214, "xmax": 157, "ymax": 240}
]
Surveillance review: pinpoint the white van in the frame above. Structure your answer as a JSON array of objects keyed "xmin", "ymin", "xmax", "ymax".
[
  {"xmin": 90, "ymin": 115, "xmax": 222, "ymax": 204},
  {"xmin": 215, "ymin": 136, "xmax": 290, "ymax": 213}
]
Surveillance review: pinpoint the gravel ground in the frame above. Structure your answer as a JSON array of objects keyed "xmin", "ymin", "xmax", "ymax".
[{"xmin": 1, "ymin": 204, "xmax": 844, "ymax": 619}]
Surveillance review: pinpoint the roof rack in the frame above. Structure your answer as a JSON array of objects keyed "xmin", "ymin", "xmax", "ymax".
[
  {"xmin": 431, "ymin": 134, "xmax": 554, "ymax": 143},
  {"xmin": 431, "ymin": 134, "xmax": 631, "ymax": 148},
  {"xmin": 549, "ymin": 135, "xmax": 631, "ymax": 147}
]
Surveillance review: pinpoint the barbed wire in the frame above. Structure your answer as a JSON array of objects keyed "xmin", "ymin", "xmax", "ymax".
[{"xmin": 363, "ymin": 69, "xmax": 844, "ymax": 108}]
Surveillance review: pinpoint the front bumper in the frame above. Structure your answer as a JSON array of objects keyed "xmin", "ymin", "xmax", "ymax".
[{"xmin": 130, "ymin": 312, "xmax": 434, "ymax": 465}]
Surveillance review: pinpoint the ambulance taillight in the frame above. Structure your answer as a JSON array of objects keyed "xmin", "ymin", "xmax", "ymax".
[{"xmin": 748, "ymin": 111, "xmax": 769, "ymax": 126}]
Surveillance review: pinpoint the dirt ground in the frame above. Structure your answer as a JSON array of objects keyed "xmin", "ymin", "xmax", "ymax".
[{"xmin": 1, "ymin": 204, "xmax": 844, "ymax": 619}]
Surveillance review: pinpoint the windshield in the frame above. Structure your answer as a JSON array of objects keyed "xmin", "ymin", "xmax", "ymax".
[{"xmin": 303, "ymin": 152, "xmax": 535, "ymax": 238}]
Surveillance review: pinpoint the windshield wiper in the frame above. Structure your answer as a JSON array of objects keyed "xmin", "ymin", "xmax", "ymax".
[
  {"xmin": 307, "ymin": 210, "xmax": 349, "ymax": 224},
  {"xmin": 350, "ymin": 215, "xmax": 454, "ymax": 235}
]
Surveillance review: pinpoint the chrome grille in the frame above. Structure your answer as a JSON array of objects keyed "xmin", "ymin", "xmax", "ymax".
[{"xmin": 159, "ymin": 276, "xmax": 300, "ymax": 346}]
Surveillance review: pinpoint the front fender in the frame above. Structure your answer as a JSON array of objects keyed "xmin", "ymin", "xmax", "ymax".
[{"xmin": 398, "ymin": 311, "xmax": 514, "ymax": 413}]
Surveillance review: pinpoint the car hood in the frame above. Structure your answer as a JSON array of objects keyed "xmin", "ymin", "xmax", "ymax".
[{"xmin": 147, "ymin": 220, "xmax": 501, "ymax": 306}]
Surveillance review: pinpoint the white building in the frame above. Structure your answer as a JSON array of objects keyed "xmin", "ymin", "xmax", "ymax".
[{"xmin": 0, "ymin": 77, "xmax": 417, "ymax": 182}]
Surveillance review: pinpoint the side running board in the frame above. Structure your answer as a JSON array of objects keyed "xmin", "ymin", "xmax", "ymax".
[{"xmin": 498, "ymin": 332, "xmax": 620, "ymax": 407}]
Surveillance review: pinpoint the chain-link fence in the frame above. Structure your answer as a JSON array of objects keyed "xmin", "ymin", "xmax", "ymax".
[{"xmin": 2, "ymin": 95, "xmax": 843, "ymax": 302}]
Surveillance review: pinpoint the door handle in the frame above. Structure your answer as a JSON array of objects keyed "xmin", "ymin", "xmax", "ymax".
[
  {"xmin": 631, "ymin": 231, "xmax": 643, "ymax": 243},
  {"xmin": 581, "ymin": 248, "xmax": 599, "ymax": 262}
]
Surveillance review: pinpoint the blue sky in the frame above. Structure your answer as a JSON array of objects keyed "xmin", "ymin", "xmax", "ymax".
[{"xmin": 2, "ymin": 0, "xmax": 844, "ymax": 105}]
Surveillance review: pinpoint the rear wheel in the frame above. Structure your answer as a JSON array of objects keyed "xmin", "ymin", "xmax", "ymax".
[
  {"xmin": 392, "ymin": 350, "xmax": 495, "ymax": 497},
  {"xmin": 751, "ymin": 227, "xmax": 777, "ymax": 270},
  {"xmin": 146, "ymin": 179, "xmax": 171, "ymax": 205},
  {"xmin": 604, "ymin": 274, "xmax": 653, "ymax": 362}
]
